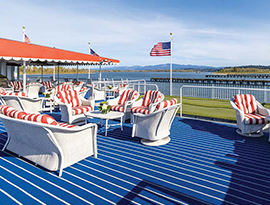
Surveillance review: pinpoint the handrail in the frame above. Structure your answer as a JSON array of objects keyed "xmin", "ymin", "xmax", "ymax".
[{"xmin": 179, "ymin": 85, "xmax": 270, "ymax": 117}]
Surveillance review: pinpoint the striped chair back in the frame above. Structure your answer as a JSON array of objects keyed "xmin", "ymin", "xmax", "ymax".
[
  {"xmin": 42, "ymin": 81, "xmax": 53, "ymax": 89},
  {"xmin": 57, "ymin": 90, "xmax": 81, "ymax": 108},
  {"xmin": 127, "ymin": 90, "xmax": 139, "ymax": 101},
  {"xmin": 234, "ymin": 94, "xmax": 258, "ymax": 114},
  {"xmin": 142, "ymin": 90, "xmax": 163, "ymax": 107},
  {"xmin": 118, "ymin": 90, "xmax": 139, "ymax": 105},
  {"xmin": 155, "ymin": 98, "xmax": 178, "ymax": 111},
  {"xmin": 9, "ymin": 81, "xmax": 23, "ymax": 91},
  {"xmin": 56, "ymin": 84, "xmax": 72, "ymax": 93}
]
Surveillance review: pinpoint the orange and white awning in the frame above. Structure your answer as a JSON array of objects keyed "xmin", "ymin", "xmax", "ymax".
[{"xmin": 0, "ymin": 38, "xmax": 120, "ymax": 66}]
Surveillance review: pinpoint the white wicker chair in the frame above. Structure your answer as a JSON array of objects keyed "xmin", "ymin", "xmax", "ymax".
[
  {"xmin": 54, "ymin": 90, "xmax": 94, "ymax": 124},
  {"xmin": 87, "ymin": 84, "xmax": 106, "ymax": 101},
  {"xmin": 131, "ymin": 90, "xmax": 164, "ymax": 116},
  {"xmin": 0, "ymin": 109, "xmax": 97, "ymax": 177},
  {"xmin": 107, "ymin": 89, "xmax": 139, "ymax": 122},
  {"xmin": 132, "ymin": 99, "xmax": 180, "ymax": 146},
  {"xmin": 26, "ymin": 83, "xmax": 43, "ymax": 98},
  {"xmin": 230, "ymin": 94, "xmax": 270, "ymax": 137},
  {"xmin": 0, "ymin": 93, "xmax": 43, "ymax": 113}
]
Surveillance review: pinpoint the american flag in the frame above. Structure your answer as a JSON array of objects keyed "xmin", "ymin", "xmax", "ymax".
[
  {"xmin": 90, "ymin": 48, "xmax": 99, "ymax": 57},
  {"xmin": 24, "ymin": 34, "xmax": 31, "ymax": 44},
  {"xmin": 150, "ymin": 42, "xmax": 171, "ymax": 56}
]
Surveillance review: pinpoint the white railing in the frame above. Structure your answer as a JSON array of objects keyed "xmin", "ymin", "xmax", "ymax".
[
  {"xmin": 131, "ymin": 83, "xmax": 158, "ymax": 95},
  {"xmin": 179, "ymin": 85, "xmax": 270, "ymax": 117}
]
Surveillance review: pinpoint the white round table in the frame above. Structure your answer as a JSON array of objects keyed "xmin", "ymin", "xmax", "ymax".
[{"xmin": 85, "ymin": 111, "xmax": 124, "ymax": 136}]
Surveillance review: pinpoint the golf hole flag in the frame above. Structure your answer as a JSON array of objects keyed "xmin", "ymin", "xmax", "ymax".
[{"xmin": 150, "ymin": 42, "xmax": 171, "ymax": 56}]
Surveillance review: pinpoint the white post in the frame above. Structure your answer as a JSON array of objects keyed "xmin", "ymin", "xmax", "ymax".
[
  {"xmin": 76, "ymin": 65, "xmax": 79, "ymax": 81},
  {"xmin": 53, "ymin": 66, "xmax": 55, "ymax": 81},
  {"xmin": 88, "ymin": 42, "xmax": 91, "ymax": 79},
  {"xmin": 99, "ymin": 63, "xmax": 102, "ymax": 81},
  {"xmin": 22, "ymin": 27, "xmax": 26, "ymax": 93},
  {"xmin": 170, "ymin": 32, "xmax": 173, "ymax": 96},
  {"xmin": 23, "ymin": 61, "xmax": 26, "ymax": 93}
]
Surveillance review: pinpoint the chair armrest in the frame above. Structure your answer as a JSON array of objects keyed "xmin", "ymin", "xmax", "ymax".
[
  {"xmin": 230, "ymin": 98, "xmax": 245, "ymax": 121},
  {"xmin": 107, "ymin": 96, "xmax": 120, "ymax": 105},
  {"xmin": 132, "ymin": 98, "xmax": 143, "ymax": 107},
  {"xmin": 81, "ymin": 98, "xmax": 95, "ymax": 107},
  {"xmin": 256, "ymin": 101, "xmax": 270, "ymax": 116}
]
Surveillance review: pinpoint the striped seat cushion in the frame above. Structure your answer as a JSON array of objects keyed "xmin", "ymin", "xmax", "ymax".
[
  {"xmin": 142, "ymin": 90, "xmax": 163, "ymax": 106},
  {"xmin": 22, "ymin": 113, "xmax": 58, "ymax": 125},
  {"xmin": 244, "ymin": 113, "xmax": 267, "ymax": 125},
  {"xmin": 131, "ymin": 106, "xmax": 149, "ymax": 115},
  {"xmin": 6, "ymin": 109, "xmax": 27, "ymax": 119},
  {"xmin": 111, "ymin": 105, "xmax": 124, "ymax": 112},
  {"xmin": 1, "ymin": 92, "xmax": 27, "ymax": 97},
  {"xmin": 72, "ymin": 105, "xmax": 93, "ymax": 115},
  {"xmin": 57, "ymin": 90, "xmax": 81, "ymax": 107},
  {"xmin": 58, "ymin": 122, "xmax": 78, "ymax": 128},
  {"xmin": 234, "ymin": 94, "xmax": 257, "ymax": 114},
  {"xmin": 0, "ymin": 105, "xmax": 16, "ymax": 115},
  {"xmin": 155, "ymin": 98, "xmax": 178, "ymax": 111}
]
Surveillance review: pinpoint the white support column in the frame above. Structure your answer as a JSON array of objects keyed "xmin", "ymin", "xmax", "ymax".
[
  {"xmin": 76, "ymin": 65, "xmax": 79, "ymax": 81},
  {"xmin": 53, "ymin": 66, "xmax": 55, "ymax": 81},
  {"xmin": 17, "ymin": 66, "xmax": 20, "ymax": 80},
  {"xmin": 99, "ymin": 64, "xmax": 102, "ymax": 81},
  {"xmin": 23, "ymin": 61, "xmax": 26, "ymax": 93},
  {"xmin": 41, "ymin": 65, "xmax": 44, "ymax": 82},
  {"xmin": 170, "ymin": 32, "xmax": 173, "ymax": 96}
]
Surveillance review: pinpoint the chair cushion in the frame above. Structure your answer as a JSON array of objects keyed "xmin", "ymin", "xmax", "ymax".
[
  {"xmin": 127, "ymin": 90, "xmax": 139, "ymax": 101},
  {"xmin": 79, "ymin": 87, "xmax": 87, "ymax": 92},
  {"xmin": 244, "ymin": 113, "xmax": 267, "ymax": 125},
  {"xmin": 9, "ymin": 81, "xmax": 23, "ymax": 91},
  {"xmin": 111, "ymin": 105, "xmax": 124, "ymax": 112},
  {"xmin": 142, "ymin": 90, "xmax": 163, "ymax": 106},
  {"xmin": 0, "ymin": 87, "xmax": 6, "ymax": 94},
  {"xmin": 72, "ymin": 105, "xmax": 93, "ymax": 115},
  {"xmin": 131, "ymin": 106, "xmax": 149, "ymax": 115},
  {"xmin": 0, "ymin": 105, "xmax": 16, "ymax": 115},
  {"xmin": 56, "ymin": 84, "xmax": 72, "ymax": 93},
  {"xmin": 58, "ymin": 122, "xmax": 78, "ymax": 128},
  {"xmin": 155, "ymin": 98, "xmax": 178, "ymax": 111},
  {"xmin": 118, "ymin": 90, "xmax": 132, "ymax": 105},
  {"xmin": 234, "ymin": 94, "xmax": 257, "ymax": 114},
  {"xmin": 6, "ymin": 109, "xmax": 27, "ymax": 119},
  {"xmin": 1, "ymin": 91, "xmax": 27, "ymax": 97},
  {"xmin": 42, "ymin": 81, "xmax": 53, "ymax": 89},
  {"xmin": 22, "ymin": 113, "xmax": 58, "ymax": 125},
  {"xmin": 57, "ymin": 90, "xmax": 81, "ymax": 107}
]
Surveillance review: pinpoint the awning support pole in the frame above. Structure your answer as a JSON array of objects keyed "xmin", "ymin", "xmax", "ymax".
[
  {"xmin": 41, "ymin": 65, "xmax": 43, "ymax": 82},
  {"xmin": 57, "ymin": 65, "xmax": 60, "ymax": 85},
  {"xmin": 77, "ymin": 65, "xmax": 79, "ymax": 81},
  {"xmin": 88, "ymin": 42, "xmax": 91, "ymax": 79},
  {"xmin": 99, "ymin": 64, "xmax": 102, "ymax": 81},
  {"xmin": 53, "ymin": 66, "xmax": 55, "ymax": 82},
  {"xmin": 23, "ymin": 61, "xmax": 26, "ymax": 93}
]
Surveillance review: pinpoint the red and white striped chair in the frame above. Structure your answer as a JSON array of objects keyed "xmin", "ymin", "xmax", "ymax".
[
  {"xmin": 54, "ymin": 90, "xmax": 94, "ymax": 124},
  {"xmin": 107, "ymin": 89, "xmax": 140, "ymax": 122},
  {"xmin": 230, "ymin": 94, "xmax": 270, "ymax": 137},
  {"xmin": 132, "ymin": 98, "xmax": 181, "ymax": 146},
  {"xmin": 42, "ymin": 81, "xmax": 54, "ymax": 91},
  {"xmin": 130, "ymin": 90, "xmax": 164, "ymax": 116},
  {"xmin": 8, "ymin": 81, "xmax": 23, "ymax": 92}
]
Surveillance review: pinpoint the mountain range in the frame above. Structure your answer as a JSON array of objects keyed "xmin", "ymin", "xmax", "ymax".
[{"xmin": 98, "ymin": 64, "xmax": 220, "ymax": 71}]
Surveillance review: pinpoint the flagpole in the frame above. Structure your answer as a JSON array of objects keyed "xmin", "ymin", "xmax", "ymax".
[
  {"xmin": 22, "ymin": 26, "xmax": 26, "ymax": 93},
  {"xmin": 170, "ymin": 32, "xmax": 173, "ymax": 96},
  {"xmin": 88, "ymin": 42, "xmax": 91, "ymax": 80}
]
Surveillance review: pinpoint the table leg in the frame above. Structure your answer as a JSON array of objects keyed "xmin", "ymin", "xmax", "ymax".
[
  {"xmin": 105, "ymin": 119, "xmax": 108, "ymax": 137},
  {"xmin": 120, "ymin": 116, "xmax": 123, "ymax": 131}
]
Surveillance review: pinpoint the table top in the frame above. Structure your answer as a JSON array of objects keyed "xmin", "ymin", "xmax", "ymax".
[{"xmin": 85, "ymin": 111, "xmax": 124, "ymax": 120}]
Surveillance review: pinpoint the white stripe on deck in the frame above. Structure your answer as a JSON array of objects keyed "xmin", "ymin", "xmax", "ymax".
[
  {"xmin": 0, "ymin": 175, "xmax": 45, "ymax": 204},
  {"xmin": 0, "ymin": 188, "xmax": 23, "ymax": 205},
  {"xmin": 0, "ymin": 157, "xmax": 93, "ymax": 205}
]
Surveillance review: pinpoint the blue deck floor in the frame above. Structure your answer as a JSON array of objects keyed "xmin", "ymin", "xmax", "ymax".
[{"xmin": 0, "ymin": 114, "xmax": 270, "ymax": 205}]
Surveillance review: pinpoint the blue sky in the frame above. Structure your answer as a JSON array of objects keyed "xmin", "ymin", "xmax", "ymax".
[{"xmin": 1, "ymin": 0, "xmax": 270, "ymax": 67}]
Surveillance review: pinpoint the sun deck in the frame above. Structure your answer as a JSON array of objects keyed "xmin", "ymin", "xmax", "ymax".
[{"xmin": 0, "ymin": 114, "xmax": 270, "ymax": 205}]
